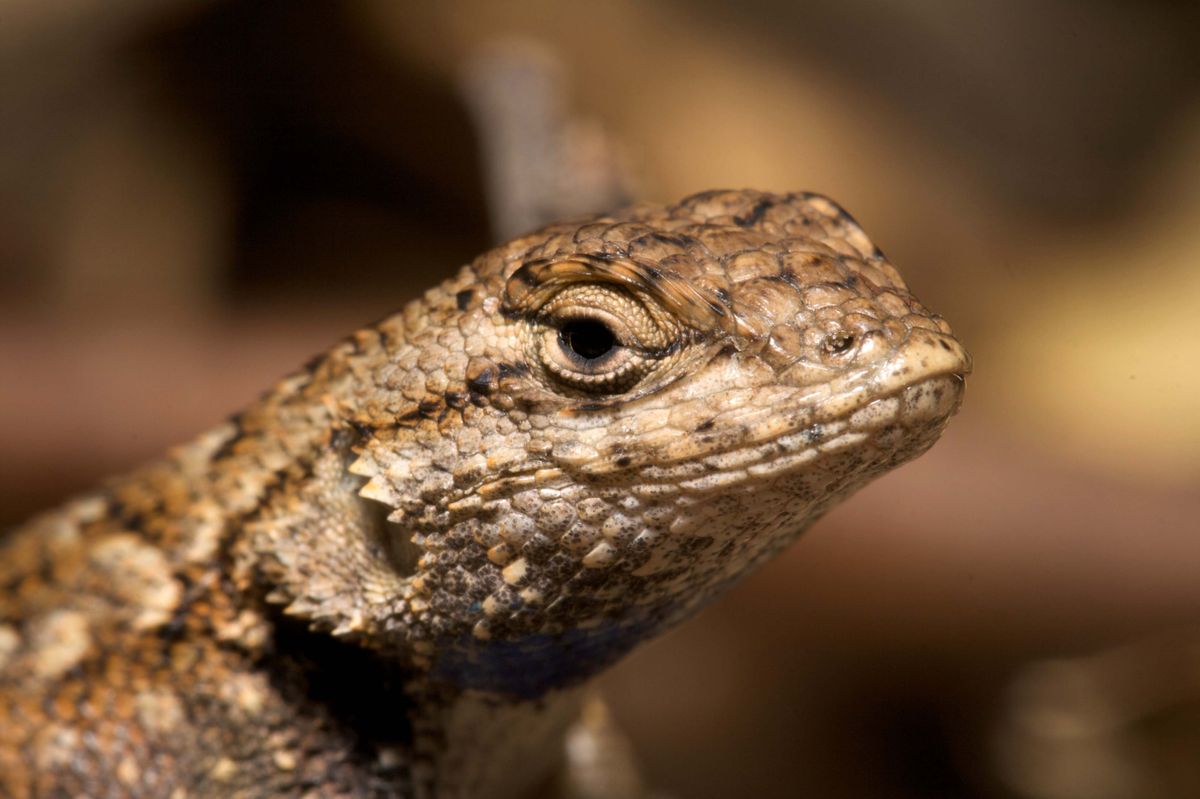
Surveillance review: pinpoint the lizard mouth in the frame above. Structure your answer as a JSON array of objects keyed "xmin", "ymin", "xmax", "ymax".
[{"xmin": 804, "ymin": 370, "xmax": 967, "ymax": 470}]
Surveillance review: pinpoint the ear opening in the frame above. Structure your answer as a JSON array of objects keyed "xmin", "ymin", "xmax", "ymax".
[
  {"xmin": 354, "ymin": 484, "xmax": 421, "ymax": 578},
  {"xmin": 337, "ymin": 427, "xmax": 423, "ymax": 580}
]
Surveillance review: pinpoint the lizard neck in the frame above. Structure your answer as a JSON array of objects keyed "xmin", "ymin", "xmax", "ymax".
[{"xmin": 411, "ymin": 685, "xmax": 586, "ymax": 799}]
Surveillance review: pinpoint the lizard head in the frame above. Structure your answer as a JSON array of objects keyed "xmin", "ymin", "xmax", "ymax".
[{"xmin": 340, "ymin": 189, "xmax": 970, "ymax": 697}]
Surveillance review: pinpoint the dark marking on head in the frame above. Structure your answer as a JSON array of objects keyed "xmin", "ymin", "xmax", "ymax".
[
  {"xmin": 776, "ymin": 268, "xmax": 803, "ymax": 290},
  {"xmin": 939, "ymin": 339, "xmax": 952, "ymax": 352},
  {"xmin": 211, "ymin": 413, "xmax": 248, "ymax": 462},
  {"xmin": 398, "ymin": 400, "xmax": 443, "ymax": 424},
  {"xmin": 500, "ymin": 305, "xmax": 527, "ymax": 322},
  {"xmin": 334, "ymin": 328, "xmax": 369, "ymax": 357},
  {"xmin": 105, "ymin": 495, "xmax": 149, "ymax": 538},
  {"xmin": 455, "ymin": 289, "xmax": 475, "ymax": 311},
  {"xmin": 348, "ymin": 418, "xmax": 375, "ymax": 439},
  {"xmin": 512, "ymin": 267, "xmax": 539, "ymax": 286},
  {"xmin": 444, "ymin": 391, "xmax": 467, "ymax": 410},
  {"xmin": 615, "ymin": 455, "xmax": 633, "ymax": 468},
  {"xmin": 804, "ymin": 424, "xmax": 823, "ymax": 444},
  {"xmin": 827, "ymin": 200, "xmax": 863, "ymax": 230},
  {"xmin": 734, "ymin": 197, "xmax": 774, "ymax": 227},
  {"xmin": 641, "ymin": 337, "xmax": 690, "ymax": 361},
  {"xmin": 835, "ymin": 275, "xmax": 858, "ymax": 290},
  {"xmin": 466, "ymin": 359, "xmax": 499, "ymax": 395},
  {"xmin": 574, "ymin": 402, "xmax": 608, "ymax": 413},
  {"xmin": 375, "ymin": 320, "xmax": 407, "ymax": 352},
  {"xmin": 301, "ymin": 352, "xmax": 328, "ymax": 376},
  {"xmin": 713, "ymin": 287, "xmax": 732, "ymax": 307},
  {"xmin": 695, "ymin": 418, "xmax": 716, "ymax": 433},
  {"xmin": 159, "ymin": 570, "xmax": 206, "ymax": 643},
  {"xmin": 648, "ymin": 232, "xmax": 692, "ymax": 249},
  {"xmin": 497, "ymin": 362, "xmax": 531, "ymax": 379}
]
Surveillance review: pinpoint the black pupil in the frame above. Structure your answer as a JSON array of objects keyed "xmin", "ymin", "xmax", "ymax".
[{"xmin": 560, "ymin": 319, "xmax": 616, "ymax": 361}]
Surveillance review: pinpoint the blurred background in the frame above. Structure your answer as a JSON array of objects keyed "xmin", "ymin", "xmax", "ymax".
[{"xmin": 2, "ymin": 1, "xmax": 1199, "ymax": 796}]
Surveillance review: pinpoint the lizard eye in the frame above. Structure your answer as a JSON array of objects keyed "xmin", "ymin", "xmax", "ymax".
[
  {"xmin": 534, "ymin": 284, "xmax": 676, "ymax": 395},
  {"xmin": 559, "ymin": 319, "xmax": 618, "ymax": 364}
]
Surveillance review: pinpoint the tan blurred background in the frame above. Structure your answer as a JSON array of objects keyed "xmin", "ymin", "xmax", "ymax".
[{"xmin": 2, "ymin": 1, "xmax": 1199, "ymax": 797}]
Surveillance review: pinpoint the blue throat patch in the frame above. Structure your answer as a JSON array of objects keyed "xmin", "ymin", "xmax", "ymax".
[{"xmin": 430, "ymin": 613, "xmax": 663, "ymax": 699}]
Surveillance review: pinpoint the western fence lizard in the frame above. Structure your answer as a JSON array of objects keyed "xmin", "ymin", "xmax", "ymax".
[{"xmin": 0, "ymin": 189, "xmax": 970, "ymax": 798}]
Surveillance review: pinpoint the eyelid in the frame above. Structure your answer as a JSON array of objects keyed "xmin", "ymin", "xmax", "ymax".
[
  {"xmin": 530, "ymin": 282, "xmax": 686, "ymax": 395},
  {"xmin": 550, "ymin": 302, "xmax": 654, "ymax": 353},
  {"xmin": 541, "ymin": 326, "xmax": 642, "ymax": 384}
]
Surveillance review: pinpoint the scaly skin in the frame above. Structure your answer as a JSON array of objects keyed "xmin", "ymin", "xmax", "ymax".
[{"xmin": 0, "ymin": 190, "xmax": 970, "ymax": 798}]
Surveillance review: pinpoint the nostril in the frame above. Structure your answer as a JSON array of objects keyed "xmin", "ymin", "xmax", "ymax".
[{"xmin": 823, "ymin": 333, "xmax": 855, "ymax": 355}]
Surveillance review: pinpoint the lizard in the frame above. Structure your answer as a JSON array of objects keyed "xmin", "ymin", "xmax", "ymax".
[{"xmin": 0, "ymin": 189, "xmax": 970, "ymax": 798}]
